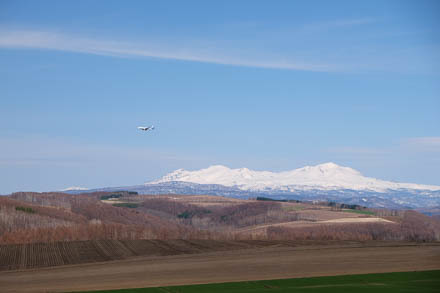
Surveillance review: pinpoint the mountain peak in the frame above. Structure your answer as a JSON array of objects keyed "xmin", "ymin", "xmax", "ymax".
[
  {"xmin": 316, "ymin": 162, "xmax": 340, "ymax": 169},
  {"xmin": 205, "ymin": 165, "xmax": 231, "ymax": 171}
]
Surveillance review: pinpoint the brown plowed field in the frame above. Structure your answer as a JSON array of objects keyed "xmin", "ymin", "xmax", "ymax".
[
  {"xmin": 3, "ymin": 239, "xmax": 342, "ymax": 271},
  {"xmin": 0, "ymin": 239, "xmax": 266, "ymax": 271},
  {"xmin": 0, "ymin": 241, "xmax": 439, "ymax": 293}
]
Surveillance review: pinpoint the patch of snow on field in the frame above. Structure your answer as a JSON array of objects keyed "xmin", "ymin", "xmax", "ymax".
[{"xmin": 320, "ymin": 217, "xmax": 395, "ymax": 224}]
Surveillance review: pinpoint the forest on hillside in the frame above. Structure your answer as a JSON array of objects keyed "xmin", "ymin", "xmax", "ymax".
[{"xmin": 0, "ymin": 192, "xmax": 439, "ymax": 244}]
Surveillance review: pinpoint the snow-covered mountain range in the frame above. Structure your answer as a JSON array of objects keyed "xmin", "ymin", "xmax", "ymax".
[
  {"xmin": 61, "ymin": 186, "xmax": 89, "ymax": 191},
  {"xmin": 151, "ymin": 163, "xmax": 440, "ymax": 193},
  {"xmin": 63, "ymin": 163, "xmax": 440, "ymax": 209}
]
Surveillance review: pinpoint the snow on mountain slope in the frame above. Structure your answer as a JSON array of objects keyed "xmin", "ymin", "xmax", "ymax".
[
  {"xmin": 61, "ymin": 186, "xmax": 89, "ymax": 191},
  {"xmin": 151, "ymin": 162, "xmax": 440, "ymax": 192}
]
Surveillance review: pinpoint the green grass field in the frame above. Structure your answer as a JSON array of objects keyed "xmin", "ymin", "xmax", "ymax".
[{"xmin": 80, "ymin": 270, "xmax": 440, "ymax": 293}]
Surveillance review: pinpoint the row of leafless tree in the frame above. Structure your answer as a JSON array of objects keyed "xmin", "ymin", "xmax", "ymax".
[{"xmin": 1, "ymin": 192, "xmax": 439, "ymax": 244}]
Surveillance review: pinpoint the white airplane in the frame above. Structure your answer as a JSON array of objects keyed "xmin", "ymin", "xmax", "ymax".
[{"xmin": 137, "ymin": 125, "xmax": 155, "ymax": 132}]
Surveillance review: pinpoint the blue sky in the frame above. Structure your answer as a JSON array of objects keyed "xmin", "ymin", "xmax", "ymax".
[{"xmin": 0, "ymin": 0, "xmax": 439, "ymax": 193}]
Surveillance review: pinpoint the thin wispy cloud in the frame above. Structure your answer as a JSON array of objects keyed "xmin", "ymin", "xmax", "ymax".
[
  {"xmin": 405, "ymin": 137, "xmax": 440, "ymax": 152},
  {"xmin": 0, "ymin": 135, "xmax": 213, "ymax": 192},
  {"xmin": 300, "ymin": 18, "xmax": 376, "ymax": 33},
  {"xmin": 327, "ymin": 146, "xmax": 389, "ymax": 156},
  {"xmin": 0, "ymin": 136, "xmax": 202, "ymax": 166},
  {"xmin": 0, "ymin": 29, "xmax": 338, "ymax": 72},
  {"xmin": 328, "ymin": 137, "xmax": 440, "ymax": 159}
]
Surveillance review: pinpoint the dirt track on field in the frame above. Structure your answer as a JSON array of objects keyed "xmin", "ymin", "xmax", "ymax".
[{"xmin": 0, "ymin": 242, "xmax": 439, "ymax": 293}]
